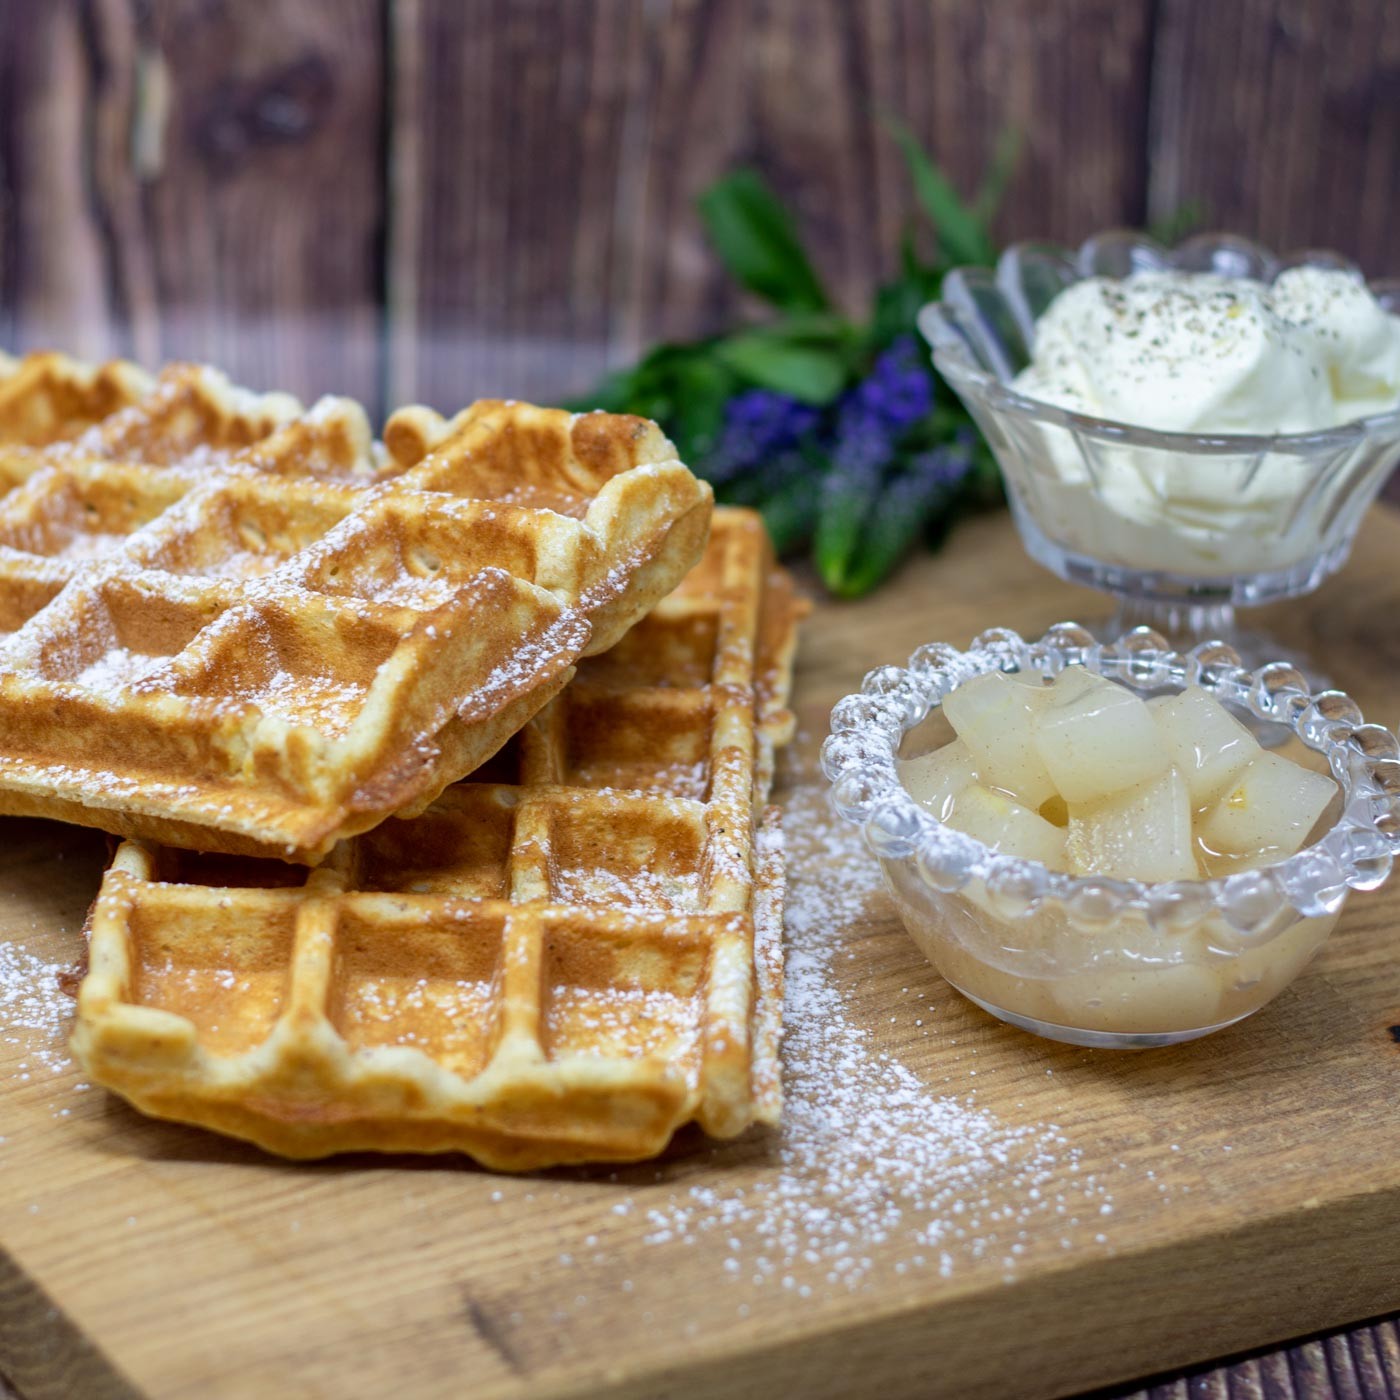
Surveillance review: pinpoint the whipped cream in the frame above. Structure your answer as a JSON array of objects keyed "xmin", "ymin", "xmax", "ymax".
[{"xmin": 1012, "ymin": 267, "xmax": 1400, "ymax": 434}]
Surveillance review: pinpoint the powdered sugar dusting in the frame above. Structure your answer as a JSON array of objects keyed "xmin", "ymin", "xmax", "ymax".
[
  {"xmin": 638, "ymin": 777, "xmax": 1115, "ymax": 1289},
  {"xmin": 253, "ymin": 669, "xmax": 366, "ymax": 735},
  {"xmin": 551, "ymin": 863, "xmax": 703, "ymax": 914},
  {"xmin": 76, "ymin": 645, "xmax": 165, "ymax": 691},
  {"xmin": 454, "ymin": 607, "xmax": 590, "ymax": 722},
  {"xmin": 1, "ymin": 941, "xmax": 74, "ymax": 1077},
  {"xmin": 0, "ymin": 370, "xmax": 699, "ymax": 850},
  {"xmin": 546, "ymin": 986, "xmax": 701, "ymax": 1072}
]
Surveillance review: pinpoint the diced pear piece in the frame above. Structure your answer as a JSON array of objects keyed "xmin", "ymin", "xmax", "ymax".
[
  {"xmin": 1149, "ymin": 688, "xmax": 1262, "ymax": 805},
  {"xmin": 1044, "ymin": 664, "xmax": 1106, "ymax": 702},
  {"xmin": 1066, "ymin": 766, "xmax": 1199, "ymax": 882},
  {"xmin": 1198, "ymin": 752, "xmax": 1337, "ymax": 861},
  {"xmin": 899, "ymin": 739, "xmax": 977, "ymax": 821},
  {"xmin": 1034, "ymin": 669, "xmax": 1169, "ymax": 803},
  {"xmin": 942, "ymin": 671, "xmax": 1056, "ymax": 808},
  {"xmin": 945, "ymin": 784, "xmax": 1067, "ymax": 868}
]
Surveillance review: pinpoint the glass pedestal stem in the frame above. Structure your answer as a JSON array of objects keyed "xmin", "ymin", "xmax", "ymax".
[
  {"xmin": 1104, "ymin": 595, "xmax": 1329, "ymax": 745},
  {"xmin": 1108, "ymin": 598, "xmax": 1239, "ymax": 651}
]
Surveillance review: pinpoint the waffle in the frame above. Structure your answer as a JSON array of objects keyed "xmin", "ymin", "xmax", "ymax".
[
  {"xmin": 0, "ymin": 353, "xmax": 713, "ymax": 860},
  {"xmin": 72, "ymin": 509, "xmax": 804, "ymax": 1169}
]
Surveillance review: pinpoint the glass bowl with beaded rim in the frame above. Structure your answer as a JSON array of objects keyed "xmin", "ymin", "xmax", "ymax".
[
  {"xmin": 916, "ymin": 231, "xmax": 1400, "ymax": 675},
  {"xmin": 821, "ymin": 623, "xmax": 1400, "ymax": 1049}
]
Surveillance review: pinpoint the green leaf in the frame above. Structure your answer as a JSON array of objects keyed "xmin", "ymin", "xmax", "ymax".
[
  {"xmin": 973, "ymin": 126, "xmax": 1022, "ymax": 226},
  {"xmin": 869, "ymin": 267, "xmax": 942, "ymax": 351},
  {"xmin": 715, "ymin": 445, "xmax": 812, "ymax": 510},
  {"xmin": 753, "ymin": 311, "xmax": 855, "ymax": 344},
  {"xmin": 1148, "ymin": 197, "xmax": 1211, "ymax": 249},
  {"xmin": 899, "ymin": 222, "xmax": 923, "ymax": 279},
  {"xmin": 814, "ymin": 466, "xmax": 884, "ymax": 594},
  {"xmin": 965, "ymin": 441, "xmax": 1005, "ymax": 509},
  {"xmin": 564, "ymin": 341, "xmax": 704, "ymax": 415},
  {"xmin": 886, "ymin": 118, "xmax": 993, "ymax": 268},
  {"xmin": 698, "ymin": 170, "xmax": 830, "ymax": 314},
  {"xmin": 564, "ymin": 370, "xmax": 636, "ymax": 416},
  {"xmin": 562, "ymin": 340, "xmax": 737, "ymax": 449},
  {"xmin": 668, "ymin": 356, "xmax": 734, "ymax": 466},
  {"xmin": 759, "ymin": 471, "xmax": 820, "ymax": 555},
  {"xmin": 833, "ymin": 502, "xmax": 922, "ymax": 597},
  {"xmin": 715, "ymin": 330, "xmax": 848, "ymax": 404},
  {"xmin": 845, "ymin": 471, "xmax": 957, "ymax": 597},
  {"xmin": 564, "ymin": 353, "xmax": 668, "ymax": 414}
]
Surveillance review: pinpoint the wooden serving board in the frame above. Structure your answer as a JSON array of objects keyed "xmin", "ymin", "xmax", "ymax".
[{"xmin": 3, "ymin": 509, "xmax": 1399, "ymax": 1400}]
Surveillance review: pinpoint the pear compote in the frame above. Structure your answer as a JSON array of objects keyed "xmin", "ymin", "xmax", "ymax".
[{"xmin": 897, "ymin": 667, "xmax": 1339, "ymax": 1043}]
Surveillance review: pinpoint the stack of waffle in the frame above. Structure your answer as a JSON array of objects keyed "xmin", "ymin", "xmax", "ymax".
[{"xmin": 0, "ymin": 351, "xmax": 803, "ymax": 1169}]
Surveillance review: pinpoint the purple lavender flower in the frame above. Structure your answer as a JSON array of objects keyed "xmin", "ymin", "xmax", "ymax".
[
  {"xmin": 904, "ymin": 433, "xmax": 976, "ymax": 496},
  {"xmin": 829, "ymin": 399, "xmax": 894, "ymax": 477},
  {"xmin": 702, "ymin": 389, "xmax": 820, "ymax": 486},
  {"xmin": 816, "ymin": 412, "xmax": 893, "ymax": 593},
  {"xmin": 721, "ymin": 445, "xmax": 809, "ymax": 508},
  {"xmin": 824, "ymin": 334, "xmax": 935, "ymax": 478},
  {"xmin": 822, "ymin": 436, "xmax": 976, "ymax": 597},
  {"xmin": 847, "ymin": 335, "xmax": 934, "ymax": 435}
]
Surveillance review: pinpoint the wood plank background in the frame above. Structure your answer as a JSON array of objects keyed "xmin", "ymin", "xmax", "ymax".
[{"xmin": 2, "ymin": 0, "xmax": 1398, "ymax": 418}]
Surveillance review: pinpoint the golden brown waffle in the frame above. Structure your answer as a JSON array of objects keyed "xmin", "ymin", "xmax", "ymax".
[
  {"xmin": 73, "ymin": 509, "xmax": 803, "ymax": 1169},
  {"xmin": 0, "ymin": 353, "xmax": 712, "ymax": 860}
]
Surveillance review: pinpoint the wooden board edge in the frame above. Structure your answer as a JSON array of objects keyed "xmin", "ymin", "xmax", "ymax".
[
  {"xmin": 555, "ymin": 1185, "xmax": 1400, "ymax": 1400},
  {"xmin": 0, "ymin": 1246, "xmax": 141, "ymax": 1400}
]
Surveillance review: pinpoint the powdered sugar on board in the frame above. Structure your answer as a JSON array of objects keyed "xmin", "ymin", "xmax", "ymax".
[
  {"xmin": 1, "ymin": 940, "xmax": 75, "ymax": 1080},
  {"xmin": 635, "ymin": 777, "xmax": 1117, "ymax": 1290}
]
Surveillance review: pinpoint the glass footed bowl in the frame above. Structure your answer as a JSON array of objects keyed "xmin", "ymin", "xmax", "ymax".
[
  {"xmin": 822, "ymin": 623, "xmax": 1400, "ymax": 1049},
  {"xmin": 917, "ymin": 231, "xmax": 1400, "ymax": 671}
]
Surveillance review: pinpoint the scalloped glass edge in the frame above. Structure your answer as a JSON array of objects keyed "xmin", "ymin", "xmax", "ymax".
[
  {"xmin": 917, "ymin": 229, "xmax": 1400, "ymax": 453},
  {"xmin": 821, "ymin": 622, "xmax": 1400, "ymax": 942}
]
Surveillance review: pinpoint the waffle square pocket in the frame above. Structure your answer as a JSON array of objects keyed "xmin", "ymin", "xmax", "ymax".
[{"xmin": 0, "ymin": 354, "xmax": 713, "ymax": 859}]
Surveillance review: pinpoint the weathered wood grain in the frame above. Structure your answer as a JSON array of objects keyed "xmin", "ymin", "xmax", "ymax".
[
  {"xmin": 3, "ymin": 508, "xmax": 1400, "ymax": 1400},
  {"xmin": 6, "ymin": 1319, "xmax": 1395, "ymax": 1399},
  {"xmin": 5, "ymin": 1322, "xmax": 1385, "ymax": 1400},
  {"xmin": 0, "ymin": 0, "xmax": 385, "ymax": 409},
  {"xmin": 386, "ymin": 0, "xmax": 652, "ymax": 410},
  {"xmin": 387, "ymin": 0, "xmax": 1156, "ymax": 409},
  {"xmin": 1148, "ymin": 0, "xmax": 1400, "ymax": 276},
  {"xmin": 6, "ymin": 0, "xmax": 1400, "ymax": 417},
  {"xmin": 134, "ymin": 0, "xmax": 385, "ymax": 406},
  {"xmin": 0, "ymin": 1, "xmax": 122, "ymax": 361}
]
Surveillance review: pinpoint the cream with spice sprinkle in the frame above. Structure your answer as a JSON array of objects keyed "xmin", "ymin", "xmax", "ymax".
[{"xmin": 1013, "ymin": 267, "xmax": 1400, "ymax": 434}]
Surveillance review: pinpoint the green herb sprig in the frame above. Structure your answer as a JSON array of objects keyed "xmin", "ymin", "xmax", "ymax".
[{"xmin": 573, "ymin": 127, "xmax": 1016, "ymax": 597}]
